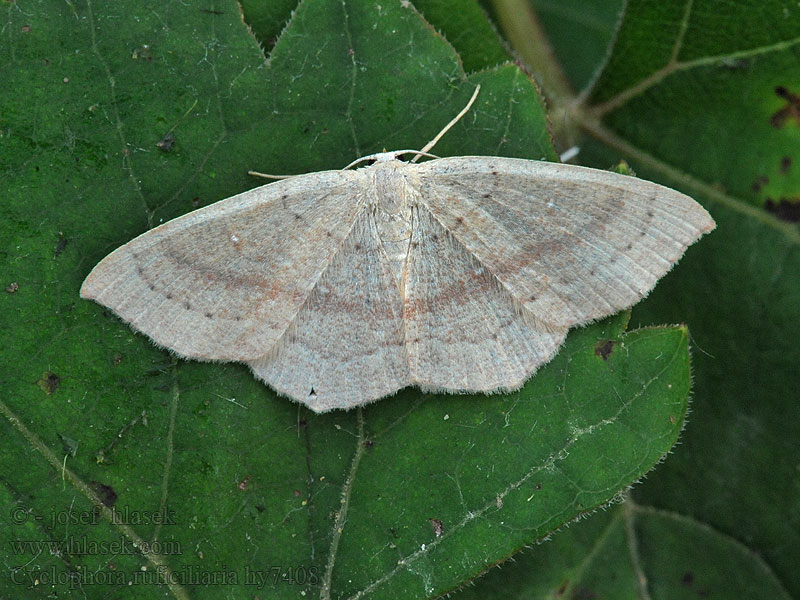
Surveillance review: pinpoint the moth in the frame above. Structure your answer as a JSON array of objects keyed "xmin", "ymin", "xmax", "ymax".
[{"xmin": 81, "ymin": 87, "xmax": 715, "ymax": 412}]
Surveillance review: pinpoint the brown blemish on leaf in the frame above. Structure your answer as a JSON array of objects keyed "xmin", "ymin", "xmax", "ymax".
[
  {"xmin": 5, "ymin": 282, "xmax": 18, "ymax": 293},
  {"xmin": 131, "ymin": 45, "xmax": 152, "ymax": 61},
  {"xmin": 429, "ymin": 518, "xmax": 444, "ymax": 538},
  {"xmin": 156, "ymin": 131, "xmax": 175, "ymax": 152},
  {"xmin": 770, "ymin": 86, "xmax": 800, "ymax": 128},
  {"xmin": 90, "ymin": 481, "xmax": 118, "ymax": 507},
  {"xmin": 765, "ymin": 197, "xmax": 800, "ymax": 222},
  {"xmin": 37, "ymin": 371, "xmax": 61, "ymax": 394},
  {"xmin": 750, "ymin": 175, "xmax": 768, "ymax": 193},
  {"xmin": 54, "ymin": 231, "xmax": 67, "ymax": 258},
  {"xmin": 594, "ymin": 339, "xmax": 615, "ymax": 361}
]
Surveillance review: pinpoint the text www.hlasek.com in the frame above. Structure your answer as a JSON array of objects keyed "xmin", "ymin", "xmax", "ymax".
[{"xmin": 9, "ymin": 536, "xmax": 181, "ymax": 557}]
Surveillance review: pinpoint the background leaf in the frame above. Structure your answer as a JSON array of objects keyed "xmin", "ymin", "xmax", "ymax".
[{"xmin": 0, "ymin": 0, "xmax": 774, "ymax": 599}]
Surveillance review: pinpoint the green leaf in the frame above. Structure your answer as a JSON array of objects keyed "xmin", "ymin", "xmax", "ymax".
[
  {"xmin": 459, "ymin": 502, "xmax": 790, "ymax": 599},
  {"xmin": 2, "ymin": 1, "xmax": 699, "ymax": 599}
]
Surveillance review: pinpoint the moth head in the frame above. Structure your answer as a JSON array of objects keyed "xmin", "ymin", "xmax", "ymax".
[{"xmin": 344, "ymin": 149, "xmax": 440, "ymax": 171}]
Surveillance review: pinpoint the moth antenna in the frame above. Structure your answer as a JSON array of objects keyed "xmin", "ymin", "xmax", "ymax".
[
  {"xmin": 413, "ymin": 84, "xmax": 481, "ymax": 162},
  {"xmin": 248, "ymin": 170, "xmax": 294, "ymax": 180},
  {"xmin": 395, "ymin": 150, "xmax": 440, "ymax": 163}
]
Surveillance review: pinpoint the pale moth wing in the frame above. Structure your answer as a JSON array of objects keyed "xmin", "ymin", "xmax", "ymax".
[
  {"xmin": 402, "ymin": 207, "xmax": 569, "ymax": 395},
  {"xmin": 80, "ymin": 170, "xmax": 365, "ymax": 361},
  {"xmin": 248, "ymin": 211, "xmax": 411, "ymax": 410},
  {"xmin": 413, "ymin": 157, "xmax": 714, "ymax": 328},
  {"xmin": 81, "ymin": 87, "xmax": 715, "ymax": 412}
]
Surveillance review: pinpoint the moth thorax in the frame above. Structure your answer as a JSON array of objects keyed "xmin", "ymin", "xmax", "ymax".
[{"xmin": 372, "ymin": 162, "xmax": 415, "ymax": 283}]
